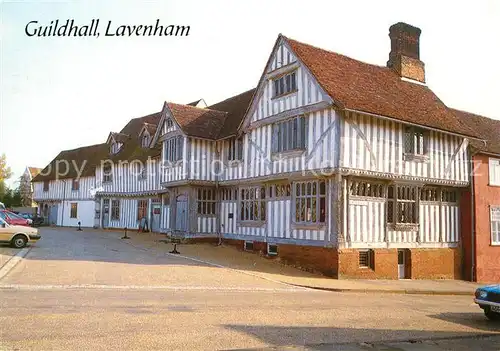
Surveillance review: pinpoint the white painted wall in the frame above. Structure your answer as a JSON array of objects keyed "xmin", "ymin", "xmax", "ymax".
[{"xmin": 56, "ymin": 200, "xmax": 95, "ymax": 228}]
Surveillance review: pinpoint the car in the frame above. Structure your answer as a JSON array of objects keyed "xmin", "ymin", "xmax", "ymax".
[
  {"xmin": 0, "ymin": 216, "xmax": 41, "ymax": 248},
  {"xmin": 0, "ymin": 210, "xmax": 31, "ymax": 227},
  {"xmin": 474, "ymin": 285, "xmax": 500, "ymax": 320}
]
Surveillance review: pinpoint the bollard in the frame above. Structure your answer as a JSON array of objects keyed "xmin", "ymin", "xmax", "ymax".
[
  {"xmin": 121, "ymin": 226, "xmax": 130, "ymax": 240},
  {"xmin": 169, "ymin": 243, "xmax": 180, "ymax": 254},
  {"xmin": 77, "ymin": 221, "xmax": 83, "ymax": 231}
]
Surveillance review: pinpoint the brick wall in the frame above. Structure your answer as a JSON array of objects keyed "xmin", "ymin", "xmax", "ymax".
[
  {"xmin": 338, "ymin": 249, "xmax": 398, "ymax": 279},
  {"xmin": 410, "ymin": 248, "xmax": 462, "ymax": 279},
  {"xmin": 471, "ymin": 154, "xmax": 500, "ymax": 283}
]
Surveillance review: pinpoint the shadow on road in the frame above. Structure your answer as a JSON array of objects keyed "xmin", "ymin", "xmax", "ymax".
[{"xmin": 429, "ymin": 312, "xmax": 500, "ymax": 332}]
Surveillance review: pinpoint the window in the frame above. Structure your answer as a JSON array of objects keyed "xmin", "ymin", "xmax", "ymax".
[
  {"xmin": 441, "ymin": 189, "xmax": 458, "ymax": 203},
  {"xmin": 244, "ymin": 241, "xmax": 254, "ymax": 252},
  {"xmin": 103, "ymin": 165, "xmax": 113, "ymax": 183},
  {"xmin": 197, "ymin": 188, "xmax": 216, "ymax": 215},
  {"xmin": 489, "ymin": 158, "xmax": 500, "ymax": 186},
  {"xmin": 164, "ymin": 136, "xmax": 183, "ymax": 162},
  {"xmin": 111, "ymin": 200, "xmax": 120, "ymax": 220},
  {"xmin": 43, "ymin": 181, "xmax": 49, "ymax": 192},
  {"xmin": 387, "ymin": 185, "xmax": 418, "ymax": 224},
  {"xmin": 141, "ymin": 133, "xmax": 150, "ymax": 148},
  {"xmin": 491, "ymin": 207, "xmax": 500, "ymax": 245},
  {"xmin": 404, "ymin": 126, "xmax": 427, "ymax": 156},
  {"xmin": 269, "ymin": 183, "xmax": 291, "ymax": 198},
  {"xmin": 110, "ymin": 142, "xmax": 122, "ymax": 154},
  {"xmin": 420, "ymin": 187, "xmax": 438, "ymax": 202},
  {"xmin": 267, "ymin": 243, "xmax": 278, "ymax": 256},
  {"xmin": 136, "ymin": 163, "xmax": 147, "ymax": 180},
  {"xmin": 166, "ymin": 118, "xmax": 173, "ymax": 128},
  {"xmin": 273, "ymin": 71, "xmax": 297, "ymax": 97},
  {"xmin": 137, "ymin": 200, "xmax": 148, "ymax": 221},
  {"xmin": 294, "ymin": 180, "xmax": 326, "ymax": 224},
  {"xmin": 72, "ymin": 179, "xmax": 79, "ymax": 191},
  {"xmin": 227, "ymin": 137, "xmax": 243, "ymax": 161},
  {"xmin": 349, "ymin": 180, "xmax": 384, "ymax": 198},
  {"xmin": 359, "ymin": 250, "xmax": 375, "ymax": 269},
  {"xmin": 70, "ymin": 203, "xmax": 78, "ymax": 218},
  {"xmin": 163, "ymin": 193, "xmax": 170, "ymax": 206},
  {"xmin": 240, "ymin": 186, "xmax": 266, "ymax": 221},
  {"xmin": 272, "ymin": 115, "xmax": 306, "ymax": 153},
  {"xmin": 221, "ymin": 188, "xmax": 237, "ymax": 201}
]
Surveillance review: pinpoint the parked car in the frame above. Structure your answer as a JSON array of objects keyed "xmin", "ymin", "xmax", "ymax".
[
  {"xmin": 0, "ymin": 202, "xmax": 5, "ymax": 210},
  {"xmin": 0, "ymin": 210, "xmax": 31, "ymax": 227},
  {"xmin": 0, "ymin": 217, "xmax": 40, "ymax": 248},
  {"xmin": 474, "ymin": 285, "xmax": 500, "ymax": 320}
]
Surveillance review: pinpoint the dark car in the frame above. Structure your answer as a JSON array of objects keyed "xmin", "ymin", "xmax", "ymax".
[{"xmin": 474, "ymin": 285, "xmax": 500, "ymax": 320}]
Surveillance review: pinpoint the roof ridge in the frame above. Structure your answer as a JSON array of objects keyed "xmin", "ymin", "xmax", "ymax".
[{"xmin": 167, "ymin": 101, "xmax": 228, "ymax": 115}]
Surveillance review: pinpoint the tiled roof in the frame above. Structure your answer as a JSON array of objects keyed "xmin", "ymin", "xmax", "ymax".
[
  {"xmin": 285, "ymin": 36, "xmax": 481, "ymax": 139},
  {"xmin": 451, "ymin": 108, "xmax": 500, "ymax": 156},
  {"xmin": 208, "ymin": 88, "xmax": 256, "ymax": 138},
  {"xmin": 27, "ymin": 167, "xmax": 42, "ymax": 178},
  {"xmin": 110, "ymin": 132, "xmax": 130, "ymax": 143},
  {"xmin": 32, "ymin": 143, "xmax": 108, "ymax": 182},
  {"xmin": 167, "ymin": 103, "xmax": 228, "ymax": 139}
]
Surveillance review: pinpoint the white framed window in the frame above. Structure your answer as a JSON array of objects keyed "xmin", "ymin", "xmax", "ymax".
[
  {"xmin": 164, "ymin": 136, "xmax": 183, "ymax": 162},
  {"xmin": 272, "ymin": 115, "xmax": 306, "ymax": 153},
  {"xmin": 349, "ymin": 180, "xmax": 384, "ymax": 198},
  {"xmin": 137, "ymin": 200, "xmax": 148, "ymax": 221},
  {"xmin": 110, "ymin": 141, "xmax": 122, "ymax": 155},
  {"xmin": 141, "ymin": 133, "xmax": 150, "ymax": 148},
  {"xmin": 135, "ymin": 163, "xmax": 147, "ymax": 180},
  {"xmin": 420, "ymin": 187, "xmax": 439, "ymax": 202},
  {"xmin": 404, "ymin": 126, "xmax": 428, "ymax": 156},
  {"xmin": 244, "ymin": 241, "xmax": 254, "ymax": 252},
  {"xmin": 269, "ymin": 183, "xmax": 291, "ymax": 199},
  {"xmin": 267, "ymin": 243, "xmax": 278, "ymax": 256},
  {"xmin": 70, "ymin": 203, "xmax": 78, "ymax": 218},
  {"xmin": 111, "ymin": 200, "xmax": 120, "ymax": 220},
  {"xmin": 387, "ymin": 185, "xmax": 418, "ymax": 224},
  {"xmin": 239, "ymin": 186, "xmax": 266, "ymax": 222},
  {"xmin": 166, "ymin": 118, "xmax": 173, "ymax": 128},
  {"xmin": 197, "ymin": 188, "xmax": 216, "ymax": 215},
  {"xmin": 71, "ymin": 179, "xmax": 79, "ymax": 191},
  {"xmin": 491, "ymin": 206, "xmax": 500, "ymax": 245},
  {"xmin": 489, "ymin": 158, "xmax": 500, "ymax": 186},
  {"xmin": 227, "ymin": 137, "xmax": 243, "ymax": 161},
  {"xmin": 273, "ymin": 71, "xmax": 297, "ymax": 98},
  {"xmin": 293, "ymin": 180, "xmax": 326, "ymax": 225}
]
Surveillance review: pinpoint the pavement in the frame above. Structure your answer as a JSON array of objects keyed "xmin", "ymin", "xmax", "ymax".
[
  {"xmin": 1, "ymin": 227, "xmax": 498, "ymax": 350},
  {"xmin": 90, "ymin": 228, "xmax": 482, "ymax": 296}
]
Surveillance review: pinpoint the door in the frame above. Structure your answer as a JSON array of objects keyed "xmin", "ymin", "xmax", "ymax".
[
  {"xmin": 49, "ymin": 205, "xmax": 58, "ymax": 225},
  {"xmin": 151, "ymin": 203, "xmax": 161, "ymax": 232},
  {"xmin": 398, "ymin": 249, "xmax": 407, "ymax": 279},
  {"xmin": 175, "ymin": 194, "xmax": 188, "ymax": 232},
  {"xmin": 102, "ymin": 199, "xmax": 110, "ymax": 228}
]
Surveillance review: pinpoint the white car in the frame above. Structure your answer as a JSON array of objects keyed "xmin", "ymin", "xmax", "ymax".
[{"xmin": 0, "ymin": 217, "xmax": 41, "ymax": 248}]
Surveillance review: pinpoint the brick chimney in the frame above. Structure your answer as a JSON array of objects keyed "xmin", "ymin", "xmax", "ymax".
[{"xmin": 387, "ymin": 22, "xmax": 425, "ymax": 83}]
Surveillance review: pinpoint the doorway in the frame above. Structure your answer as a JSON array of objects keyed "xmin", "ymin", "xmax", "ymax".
[
  {"xmin": 151, "ymin": 198, "xmax": 161, "ymax": 233},
  {"xmin": 398, "ymin": 249, "xmax": 411, "ymax": 279},
  {"xmin": 102, "ymin": 199, "xmax": 109, "ymax": 228},
  {"xmin": 175, "ymin": 194, "xmax": 188, "ymax": 232}
]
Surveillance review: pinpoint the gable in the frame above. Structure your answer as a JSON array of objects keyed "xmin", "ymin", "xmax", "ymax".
[{"xmin": 242, "ymin": 36, "xmax": 332, "ymax": 129}]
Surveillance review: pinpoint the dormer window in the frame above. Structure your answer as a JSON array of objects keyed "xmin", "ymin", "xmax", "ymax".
[
  {"xmin": 110, "ymin": 142, "xmax": 122, "ymax": 155},
  {"xmin": 273, "ymin": 71, "xmax": 297, "ymax": 98},
  {"xmin": 141, "ymin": 132, "xmax": 150, "ymax": 148},
  {"xmin": 166, "ymin": 119, "xmax": 173, "ymax": 128}
]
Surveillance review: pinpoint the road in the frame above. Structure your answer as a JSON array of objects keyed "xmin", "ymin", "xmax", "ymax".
[{"xmin": 0, "ymin": 228, "xmax": 499, "ymax": 350}]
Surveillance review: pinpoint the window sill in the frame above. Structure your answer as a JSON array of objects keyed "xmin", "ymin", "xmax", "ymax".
[
  {"xmin": 291, "ymin": 223, "xmax": 326, "ymax": 230},
  {"xmin": 403, "ymin": 153, "xmax": 429, "ymax": 163},
  {"xmin": 488, "ymin": 183, "xmax": 500, "ymax": 187},
  {"xmin": 387, "ymin": 223, "xmax": 419, "ymax": 232},
  {"xmin": 272, "ymin": 149, "xmax": 305, "ymax": 160},
  {"xmin": 271, "ymin": 90, "xmax": 298, "ymax": 101},
  {"xmin": 238, "ymin": 220, "xmax": 266, "ymax": 228}
]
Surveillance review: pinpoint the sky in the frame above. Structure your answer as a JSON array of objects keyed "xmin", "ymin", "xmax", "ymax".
[{"xmin": 1, "ymin": 0, "xmax": 499, "ymax": 187}]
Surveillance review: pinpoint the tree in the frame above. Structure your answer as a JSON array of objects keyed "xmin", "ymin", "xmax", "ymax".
[{"xmin": 0, "ymin": 154, "xmax": 12, "ymax": 182}]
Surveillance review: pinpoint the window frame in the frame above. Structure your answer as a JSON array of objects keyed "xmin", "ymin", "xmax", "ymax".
[
  {"xmin": 197, "ymin": 188, "xmax": 216, "ymax": 216},
  {"xmin": 71, "ymin": 179, "xmax": 79, "ymax": 191},
  {"xmin": 491, "ymin": 206, "xmax": 500, "ymax": 246},
  {"xmin": 111, "ymin": 200, "xmax": 120, "ymax": 220},
  {"xmin": 103, "ymin": 165, "xmax": 113, "ymax": 183},
  {"xmin": 272, "ymin": 115, "xmax": 306, "ymax": 154},
  {"xmin": 292, "ymin": 179, "xmax": 327, "ymax": 226},
  {"xmin": 141, "ymin": 132, "xmax": 150, "ymax": 148},
  {"xmin": 358, "ymin": 249, "xmax": 375, "ymax": 270},
  {"xmin": 272, "ymin": 71, "xmax": 297, "ymax": 98},
  {"xmin": 404, "ymin": 126, "xmax": 428, "ymax": 157},
  {"xmin": 164, "ymin": 136, "xmax": 184, "ymax": 163},
  {"xmin": 239, "ymin": 186, "xmax": 266, "ymax": 223},
  {"xmin": 489, "ymin": 158, "xmax": 500, "ymax": 187},
  {"xmin": 137, "ymin": 200, "xmax": 148, "ymax": 221},
  {"xmin": 70, "ymin": 203, "xmax": 78, "ymax": 219},
  {"xmin": 43, "ymin": 180, "xmax": 49, "ymax": 192},
  {"xmin": 387, "ymin": 184, "xmax": 419, "ymax": 227},
  {"xmin": 227, "ymin": 137, "xmax": 244, "ymax": 161}
]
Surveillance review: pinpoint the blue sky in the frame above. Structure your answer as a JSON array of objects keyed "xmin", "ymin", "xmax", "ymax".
[{"xmin": 1, "ymin": 0, "xmax": 499, "ymax": 187}]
